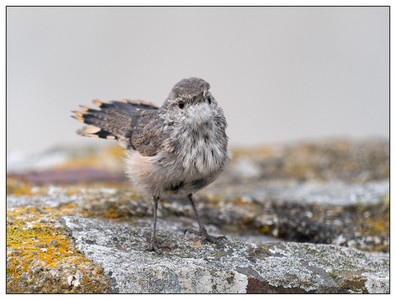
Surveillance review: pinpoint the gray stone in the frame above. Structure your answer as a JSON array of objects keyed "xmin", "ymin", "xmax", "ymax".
[
  {"xmin": 7, "ymin": 139, "xmax": 389, "ymax": 293},
  {"xmin": 7, "ymin": 186, "xmax": 114, "ymax": 209},
  {"xmin": 248, "ymin": 180, "xmax": 389, "ymax": 206},
  {"xmin": 7, "ymin": 178, "xmax": 389, "ymax": 253},
  {"xmin": 61, "ymin": 216, "xmax": 389, "ymax": 293}
]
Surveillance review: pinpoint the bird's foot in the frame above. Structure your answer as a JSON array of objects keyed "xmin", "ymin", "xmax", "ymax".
[
  {"xmin": 184, "ymin": 227, "xmax": 227, "ymax": 244},
  {"xmin": 145, "ymin": 238, "xmax": 170, "ymax": 254}
]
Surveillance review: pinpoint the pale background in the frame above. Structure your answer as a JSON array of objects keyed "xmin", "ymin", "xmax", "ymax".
[{"xmin": 7, "ymin": 6, "xmax": 389, "ymax": 154}]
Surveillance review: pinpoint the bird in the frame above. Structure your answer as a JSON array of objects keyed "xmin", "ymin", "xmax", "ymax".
[{"xmin": 72, "ymin": 77, "xmax": 231, "ymax": 253}]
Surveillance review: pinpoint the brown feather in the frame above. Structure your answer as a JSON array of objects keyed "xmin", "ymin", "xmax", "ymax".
[{"xmin": 73, "ymin": 99, "xmax": 160, "ymax": 154}]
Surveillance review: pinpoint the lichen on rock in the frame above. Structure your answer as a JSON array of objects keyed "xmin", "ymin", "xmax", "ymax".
[
  {"xmin": 60, "ymin": 215, "xmax": 389, "ymax": 293},
  {"xmin": 6, "ymin": 207, "xmax": 109, "ymax": 293},
  {"xmin": 6, "ymin": 139, "xmax": 389, "ymax": 293}
]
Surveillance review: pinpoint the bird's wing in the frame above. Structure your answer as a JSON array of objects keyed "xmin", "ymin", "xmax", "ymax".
[{"xmin": 130, "ymin": 109, "xmax": 163, "ymax": 156}]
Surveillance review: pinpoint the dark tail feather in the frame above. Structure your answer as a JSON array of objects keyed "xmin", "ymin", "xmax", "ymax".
[{"xmin": 72, "ymin": 99, "xmax": 158, "ymax": 141}]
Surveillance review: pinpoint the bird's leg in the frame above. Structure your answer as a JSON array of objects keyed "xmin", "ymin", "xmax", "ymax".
[
  {"xmin": 146, "ymin": 196, "xmax": 169, "ymax": 254},
  {"xmin": 184, "ymin": 194, "xmax": 227, "ymax": 244}
]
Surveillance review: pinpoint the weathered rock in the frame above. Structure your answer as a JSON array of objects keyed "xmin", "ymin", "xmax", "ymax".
[
  {"xmin": 243, "ymin": 180, "xmax": 389, "ymax": 206},
  {"xmin": 61, "ymin": 216, "xmax": 389, "ymax": 293},
  {"xmin": 7, "ymin": 178, "xmax": 390, "ymax": 253},
  {"xmin": 6, "ymin": 207, "xmax": 110, "ymax": 293},
  {"xmin": 7, "ymin": 139, "xmax": 389, "ymax": 293},
  {"xmin": 228, "ymin": 139, "xmax": 389, "ymax": 183}
]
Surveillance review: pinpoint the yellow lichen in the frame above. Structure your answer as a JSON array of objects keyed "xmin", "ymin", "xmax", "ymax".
[
  {"xmin": 260, "ymin": 226, "xmax": 271, "ymax": 234},
  {"xmin": 7, "ymin": 178, "xmax": 33, "ymax": 196},
  {"xmin": 65, "ymin": 187, "xmax": 83, "ymax": 196},
  {"xmin": 383, "ymin": 193, "xmax": 389, "ymax": 209},
  {"xmin": 234, "ymin": 197, "xmax": 246, "ymax": 206},
  {"xmin": 231, "ymin": 146, "xmax": 274, "ymax": 161},
  {"xmin": 205, "ymin": 194, "xmax": 224, "ymax": 203},
  {"xmin": 242, "ymin": 217, "xmax": 252, "ymax": 224},
  {"xmin": 55, "ymin": 155, "xmax": 100, "ymax": 169},
  {"xmin": 104, "ymin": 145, "xmax": 125, "ymax": 160},
  {"xmin": 7, "ymin": 206, "xmax": 107, "ymax": 293},
  {"xmin": 54, "ymin": 145, "xmax": 125, "ymax": 171},
  {"xmin": 102, "ymin": 207, "xmax": 119, "ymax": 219},
  {"xmin": 354, "ymin": 204, "xmax": 389, "ymax": 252}
]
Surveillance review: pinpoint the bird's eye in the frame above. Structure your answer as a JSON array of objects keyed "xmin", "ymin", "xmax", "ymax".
[
  {"xmin": 206, "ymin": 97, "xmax": 212, "ymax": 105},
  {"xmin": 177, "ymin": 101, "xmax": 185, "ymax": 109}
]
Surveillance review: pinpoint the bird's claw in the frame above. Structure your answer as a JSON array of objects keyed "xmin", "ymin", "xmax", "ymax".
[
  {"xmin": 184, "ymin": 228, "xmax": 227, "ymax": 244},
  {"xmin": 145, "ymin": 239, "xmax": 170, "ymax": 254}
]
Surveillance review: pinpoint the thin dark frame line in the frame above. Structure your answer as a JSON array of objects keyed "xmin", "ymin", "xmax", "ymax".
[{"xmin": 4, "ymin": 5, "xmax": 391, "ymax": 295}]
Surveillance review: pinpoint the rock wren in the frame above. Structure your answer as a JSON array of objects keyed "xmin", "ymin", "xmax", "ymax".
[{"xmin": 72, "ymin": 77, "xmax": 231, "ymax": 253}]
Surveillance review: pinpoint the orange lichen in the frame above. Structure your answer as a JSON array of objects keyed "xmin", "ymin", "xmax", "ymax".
[{"xmin": 102, "ymin": 207, "xmax": 119, "ymax": 219}]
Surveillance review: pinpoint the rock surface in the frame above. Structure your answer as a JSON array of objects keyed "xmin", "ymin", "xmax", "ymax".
[
  {"xmin": 6, "ymin": 207, "xmax": 110, "ymax": 293},
  {"xmin": 7, "ymin": 139, "xmax": 390, "ymax": 293},
  {"xmin": 61, "ymin": 216, "xmax": 389, "ymax": 293}
]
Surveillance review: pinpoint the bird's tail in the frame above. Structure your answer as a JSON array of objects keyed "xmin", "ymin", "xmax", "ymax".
[{"xmin": 72, "ymin": 99, "xmax": 158, "ymax": 143}]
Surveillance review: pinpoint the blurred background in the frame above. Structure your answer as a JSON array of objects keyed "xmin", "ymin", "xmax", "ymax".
[{"xmin": 7, "ymin": 6, "xmax": 389, "ymax": 156}]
